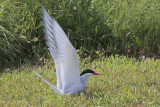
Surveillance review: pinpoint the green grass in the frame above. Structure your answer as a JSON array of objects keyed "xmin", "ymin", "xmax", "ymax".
[
  {"xmin": 1, "ymin": 55, "xmax": 160, "ymax": 106},
  {"xmin": 1, "ymin": 0, "xmax": 160, "ymax": 105}
]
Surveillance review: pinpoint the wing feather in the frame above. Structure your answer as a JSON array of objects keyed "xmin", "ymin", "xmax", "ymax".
[{"xmin": 41, "ymin": 6, "xmax": 83, "ymax": 92}]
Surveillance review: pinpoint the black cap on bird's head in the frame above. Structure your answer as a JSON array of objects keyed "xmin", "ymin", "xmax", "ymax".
[{"xmin": 80, "ymin": 69, "xmax": 100, "ymax": 76}]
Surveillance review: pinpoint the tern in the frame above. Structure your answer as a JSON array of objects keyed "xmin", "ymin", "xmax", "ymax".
[{"xmin": 33, "ymin": 6, "xmax": 100, "ymax": 95}]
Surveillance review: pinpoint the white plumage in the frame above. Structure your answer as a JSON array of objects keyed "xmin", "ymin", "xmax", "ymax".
[{"xmin": 33, "ymin": 6, "xmax": 100, "ymax": 95}]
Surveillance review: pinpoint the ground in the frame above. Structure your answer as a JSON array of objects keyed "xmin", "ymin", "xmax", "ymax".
[{"xmin": 0, "ymin": 55, "xmax": 160, "ymax": 106}]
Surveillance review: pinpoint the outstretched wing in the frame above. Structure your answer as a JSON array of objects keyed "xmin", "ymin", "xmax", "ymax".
[{"xmin": 41, "ymin": 6, "xmax": 83, "ymax": 92}]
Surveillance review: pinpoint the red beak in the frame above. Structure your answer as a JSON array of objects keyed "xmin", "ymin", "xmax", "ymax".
[{"xmin": 94, "ymin": 72, "xmax": 100, "ymax": 75}]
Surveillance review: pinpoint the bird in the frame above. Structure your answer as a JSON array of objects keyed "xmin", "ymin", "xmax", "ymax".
[{"xmin": 33, "ymin": 5, "xmax": 100, "ymax": 96}]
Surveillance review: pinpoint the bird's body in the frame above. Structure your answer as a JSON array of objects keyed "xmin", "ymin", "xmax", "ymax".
[{"xmin": 33, "ymin": 6, "xmax": 100, "ymax": 96}]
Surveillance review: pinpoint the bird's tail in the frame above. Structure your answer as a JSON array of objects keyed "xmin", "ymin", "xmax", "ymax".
[{"xmin": 31, "ymin": 69, "xmax": 61, "ymax": 94}]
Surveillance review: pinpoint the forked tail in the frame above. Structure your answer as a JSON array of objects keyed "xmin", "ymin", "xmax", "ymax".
[{"xmin": 31, "ymin": 69, "xmax": 61, "ymax": 94}]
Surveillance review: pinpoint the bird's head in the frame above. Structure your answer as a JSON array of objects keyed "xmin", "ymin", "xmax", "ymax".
[
  {"xmin": 80, "ymin": 69, "xmax": 100, "ymax": 76},
  {"xmin": 80, "ymin": 69, "xmax": 100, "ymax": 88}
]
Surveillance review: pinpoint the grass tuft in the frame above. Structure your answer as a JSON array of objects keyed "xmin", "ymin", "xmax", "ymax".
[{"xmin": 1, "ymin": 0, "xmax": 160, "ymax": 66}]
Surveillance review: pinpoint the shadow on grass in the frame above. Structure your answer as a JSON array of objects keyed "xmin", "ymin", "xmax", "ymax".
[{"xmin": 0, "ymin": 56, "xmax": 49, "ymax": 73}]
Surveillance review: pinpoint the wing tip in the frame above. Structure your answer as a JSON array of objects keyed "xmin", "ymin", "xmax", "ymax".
[{"xmin": 40, "ymin": 4, "xmax": 46, "ymax": 12}]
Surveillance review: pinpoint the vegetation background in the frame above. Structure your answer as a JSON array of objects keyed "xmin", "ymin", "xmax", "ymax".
[
  {"xmin": 1, "ymin": 0, "xmax": 160, "ymax": 68},
  {"xmin": 1, "ymin": 0, "xmax": 160, "ymax": 106}
]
